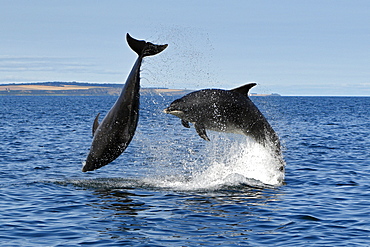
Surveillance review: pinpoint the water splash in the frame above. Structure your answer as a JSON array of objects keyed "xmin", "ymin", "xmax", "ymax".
[
  {"xmin": 56, "ymin": 134, "xmax": 284, "ymax": 192},
  {"xmin": 144, "ymin": 133, "xmax": 285, "ymax": 190},
  {"xmin": 66, "ymin": 108, "xmax": 285, "ymax": 192}
]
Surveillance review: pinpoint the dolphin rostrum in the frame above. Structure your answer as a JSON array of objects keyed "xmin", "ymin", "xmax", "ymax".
[
  {"xmin": 163, "ymin": 83, "xmax": 283, "ymax": 161},
  {"xmin": 82, "ymin": 33, "xmax": 168, "ymax": 172}
]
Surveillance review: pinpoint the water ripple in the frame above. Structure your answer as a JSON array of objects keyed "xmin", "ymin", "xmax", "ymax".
[{"xmin": 1, "ymin": 96, "xmax": 370, "ymax": 246}]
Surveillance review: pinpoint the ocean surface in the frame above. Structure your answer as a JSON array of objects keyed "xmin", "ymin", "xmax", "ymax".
[{"xmin": 1, "ymin": 95, "xmax": 370, "ymax": 246}]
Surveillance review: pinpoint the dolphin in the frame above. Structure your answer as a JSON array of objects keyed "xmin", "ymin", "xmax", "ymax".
[
  {"xmin": 82, "ymin": 33, "xmax": 168, "ymax": 172},
  {"xmin": 163, "ymin": 83, "xmax": 283, "ymax": 159}
]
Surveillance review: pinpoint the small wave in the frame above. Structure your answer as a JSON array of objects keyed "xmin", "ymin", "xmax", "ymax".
[
  {"xmin": 54, "ymin": 175, "xmax": 272, "ymax": 193},
  {"xmin": 53, "ymin": 178, "xmax": 148, "ymax": 190}
]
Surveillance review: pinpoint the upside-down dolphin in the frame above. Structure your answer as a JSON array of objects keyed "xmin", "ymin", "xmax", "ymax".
[
  {"xmin": 82, "ymin": 34, "xmax": 168, "ymax": 172},
  {"xmin": 163, "ymin": 83, "xmax": 283, "ymax": 160}
]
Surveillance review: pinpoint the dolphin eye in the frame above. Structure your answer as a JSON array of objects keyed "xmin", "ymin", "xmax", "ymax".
[{"xmin": 176, "ymin": 108, "xmax": 187, "ymax": 113}]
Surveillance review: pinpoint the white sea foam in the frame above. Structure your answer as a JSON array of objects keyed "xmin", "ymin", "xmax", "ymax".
[
  {"xmin": 145, "ymin": 133, "xmax": 285, "ymax": 190},
  {"xmin": 72, "ymin": 131, "xmax": 285, "ymax": 191}
]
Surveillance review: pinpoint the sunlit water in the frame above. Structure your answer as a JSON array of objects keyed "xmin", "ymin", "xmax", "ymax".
[{"xmin": 1, "ymin": 95, "xmax": 370, "ymax": 246}]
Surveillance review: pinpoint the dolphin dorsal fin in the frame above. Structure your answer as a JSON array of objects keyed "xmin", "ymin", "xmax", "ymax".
[
  {"xmin": 92, "ymin": 113, "xmax": 100, "ymax": 136},
  {"xmin": 231, "ymin": 83, "xmax": 257, "ymax": 96}
]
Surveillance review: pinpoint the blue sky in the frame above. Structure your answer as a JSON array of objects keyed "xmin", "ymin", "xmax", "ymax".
[{"xmin": 0, "ymin": 0, "xmax": 369, "ymax": 95}]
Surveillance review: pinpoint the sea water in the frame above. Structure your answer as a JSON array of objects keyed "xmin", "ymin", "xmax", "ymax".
[{"xmin": 1, "ymin": 95, "xmax": 370, "ymax": 246}]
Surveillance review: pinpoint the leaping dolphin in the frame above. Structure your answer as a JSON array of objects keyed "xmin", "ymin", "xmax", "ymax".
[
  {"xmin": 82, "ymin": 33, "xmax": 168, "ymax": 172},
  {"xmin": 163, "ymin": 83, "xmax": 283, "ymax": 160}
]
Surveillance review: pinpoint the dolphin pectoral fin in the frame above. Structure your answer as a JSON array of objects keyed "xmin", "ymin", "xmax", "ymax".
[
  {"xmin": 195, "ymin": 123, "xmax": 210, "ymax": 141},
  {"xmin": 231, "ymin": 83, "xmax": 257, "ymax": 96},
  {"xmin": 181, "ymin": 120, "xmax": 190, "ymax": 128},
  {"xmin": 92, "ymin": 113, "xmax": 100, "ymax": 136}
]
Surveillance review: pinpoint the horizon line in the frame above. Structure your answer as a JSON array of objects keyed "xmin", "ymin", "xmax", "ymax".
[{"xmin": 0, "ymin": 81, "xmax": 369, "ymax": 97}]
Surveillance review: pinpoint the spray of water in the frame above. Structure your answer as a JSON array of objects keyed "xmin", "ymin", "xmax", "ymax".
[
  {"xmin": 143, "ymin": 132, "xmax": 285, "ymax": 190},
  {"xmin": 64, "ymin": 130, "xmax": 285, "ymax": 191}
]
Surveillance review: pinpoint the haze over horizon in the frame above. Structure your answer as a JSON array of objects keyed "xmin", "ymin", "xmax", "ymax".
[{"xmin": 1, "ymin": 0, "xmax": 369, "ymax": 96}]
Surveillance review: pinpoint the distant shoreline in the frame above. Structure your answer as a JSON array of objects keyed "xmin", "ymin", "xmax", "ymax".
[{"xmin": 0, "ymin": 82, "xmax": 280, "ymax": 97}]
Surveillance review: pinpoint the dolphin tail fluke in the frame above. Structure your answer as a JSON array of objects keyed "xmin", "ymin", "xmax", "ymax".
[
  {"xmin": 231, "ymin": 83, "xmax": 257, "ymax": 97},
  {"xmin": 126, "ymin": 33, "xmax": 168, "ymax": 57}
]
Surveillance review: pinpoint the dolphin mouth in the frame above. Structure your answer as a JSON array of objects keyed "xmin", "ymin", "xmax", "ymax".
[
  {"xmin": 163, "ymin": 108, "xmax": 170, "ymax": 114},
  {"xmin": 163, "ymin": 107, "xmax": 177, "ymax": 114}
]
